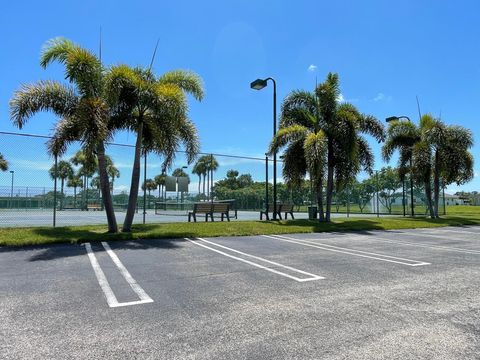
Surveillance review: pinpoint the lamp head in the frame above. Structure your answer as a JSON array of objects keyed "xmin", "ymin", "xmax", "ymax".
[
  {"xmin": 385, "ymin": 116, "xmax": 399, "ymax": 123},
  {"xmin": 250, "ymin": 78, "xmax": 268, "ymax": 90}
]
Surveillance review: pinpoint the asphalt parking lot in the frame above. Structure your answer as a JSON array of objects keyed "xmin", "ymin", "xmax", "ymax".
[{"xmin": 1, "ymin": 226, "xmax": 479, "ymax": 359}]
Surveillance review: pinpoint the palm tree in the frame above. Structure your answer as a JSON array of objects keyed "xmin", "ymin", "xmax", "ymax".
[
  {"xmin": 205, "ymin": 156, "xmax": 219, "ymax": 198},
  {"xmin": 172, "ymin": 168, "xmax": 190, "ymax": 182},
  {"xmin": 67, "ymin": 174, "xmax": 83, "ymax": 208},
  {"xmin": 154, "ymin": 174, "xmax": 166, "ymax": 200},
  {"xmin": 192, "ymin": 160, "xmax": 205, "ymax": 195},
  {"xmin": 315, "ymin": 73, "xmax": 384, "ymax": 221},
  {"xmin": 269, "ymin": 90, "xmax": 327, "ymax": 220},
  {"xmin": 0, "ymin": 153, "xmax": 8, "ymax": 171},
  {"xmin": 105, "ymin": 65, "xmax": 203, "ymax": 232},
  {"xmin": 105, "ymin": 156, "xmax": 120, "ymax": 193},
  {"xmin": 48, "ymin": 160, "xmax": 73, "ymax": 209},
  {"xmin": 270, "ymin": 73, "xmax": 384, "ymax": 222},
  {"xmin": 384, "ymin": 115, "xmax": 474, "ymax": 218},
  {"xmin": 71, "ymin": 150, "xmax": 97, "ymax": 210},
  {"xmin": 9, "ymin": 38, "xmax": 118, "ymax": 232}
]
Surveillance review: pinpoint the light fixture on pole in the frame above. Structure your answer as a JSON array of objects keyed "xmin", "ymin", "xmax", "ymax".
[
  {"xmin": 385, "ymin": 115, "xmax": 414, "ymax": 217},
  {"xmin": 250, "ymin": 77, "xmax": 277, "ymax": 219}
]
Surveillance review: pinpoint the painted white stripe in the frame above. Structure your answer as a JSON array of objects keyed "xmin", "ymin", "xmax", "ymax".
[
  {"xmin": 84, "ymin": 243, "xmax": 120, "ymax": 308},
  {"xmin": 262, "ymin": 235, "xmax": 430, "ymax": 267},
  {"xmin": 84, "ymin": 242, "xmax": 153, "ymax": 308},
  {"xmin": 419, "ymin": 228, "xmax": 480, "ymax": 236},
  {"xmin": 400, "ymin": 231, "xmax": 478, "ymax": 242},
  {"xmin": 347, "ymin": 234, "xmax": 480, "ymax": 255},
  {"xmin": 101, "ymin": 242, "xmax": 154, "ymax": 303},
  {"xmin": 186, "ymin": 238, "xmax": 323, "ymax": 282}
]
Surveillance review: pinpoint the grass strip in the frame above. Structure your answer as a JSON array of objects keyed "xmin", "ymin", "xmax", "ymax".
[{"xmin": 1, "ymin": 214, "xmax": 480, "ymax": 247}]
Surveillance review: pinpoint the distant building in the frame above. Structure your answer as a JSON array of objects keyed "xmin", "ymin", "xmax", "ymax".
[{"xmin": 444, "ymin": 194, "xmax": 465, "ymax": 206}]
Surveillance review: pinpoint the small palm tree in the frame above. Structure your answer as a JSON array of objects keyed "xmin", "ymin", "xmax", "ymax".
[
  {"xmin": 0, "ymin": 153, "xmax": 8, "ymax": 171},
  {"xmin": 105, "ymin": 65, "xmax": 203, "ymax": 232},
  {"xmin": 48, "ymin": 160, "xmax": 73, "ymax": 209},
  {"xmin": 192, "ymin": 160, "xmax": 205, "ymax": 195},
  {"xmin": 67, "ymin": 174, "xmax": 83, "ymax": 208},
  {"xmin": 154, "ymin": 174, "xmax": 166, "ymax": 200},
  {"xmin": 9, "ymin": 38, "xmax": 118, "ymax": 232},
  {"xmin": 105, "ymin": 156, "xmax": 120, "ymax": 193}
]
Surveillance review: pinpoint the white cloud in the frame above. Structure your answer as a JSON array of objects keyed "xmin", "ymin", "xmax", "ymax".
[
  {"xmin": 373, "ymin": 92, "xmax": 392, "ymax": 102},
  {"xmin": 307, "ymin": 64, "xmax": 317, "ymax": 72},
  {"xmin": 336, "ymin": 93, "xmax": 345, "ymax": 103}
]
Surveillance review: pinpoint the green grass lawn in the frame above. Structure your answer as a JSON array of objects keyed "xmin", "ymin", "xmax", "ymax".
[{"xmin": 1, "ymin": 213, "xmax": 480, "ymax": 247}]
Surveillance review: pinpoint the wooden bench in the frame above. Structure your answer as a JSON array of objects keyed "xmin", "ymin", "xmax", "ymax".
[
  {"xmin": 260, "ymin": 204, "xmax": 295, "ymax": 220},
  {"xmin": 87, "ymin": 204, "xmax": 102, "ymax": 211},
  {"xmin": 188, "ymin": 203, "xmax": 213, "ymax": 222},
  {"xmin": 260, "ymin": 204, "xmax": 282, "ymax": 220},
  {"xmin": 212, "ymin": 202, "xmax": 230, "ymax": 222},
  {"xmin": 188, "ymin": 202, "xmax": 231, "ymax": 222},
  {"xmin": 281, "ymin": 204, "xmax": 295, "ymax": 219}
]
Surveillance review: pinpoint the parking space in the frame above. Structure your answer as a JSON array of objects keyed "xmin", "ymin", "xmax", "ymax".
[{"xmin": 1, "ymin": 226, "xmax": 480, "ymax": 359}]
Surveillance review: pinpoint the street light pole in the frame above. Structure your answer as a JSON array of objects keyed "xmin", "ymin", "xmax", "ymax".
[
  {"xmin": 251, "ymin": 77, "xmax": 278, "ymax": 219},
  {"xmin": 385, "ymin": 115, "xmax": 415, "ymax": 217}
]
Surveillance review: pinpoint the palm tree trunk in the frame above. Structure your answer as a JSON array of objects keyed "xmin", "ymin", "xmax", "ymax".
[
  {"xmin": 316, "ymin": 178, "xmax": 325, "ymax": 222},
  {"xmin": 97, "ymin": 142, "xmax": 118, "ymax": 233},
  {"xmin": 198, "ymin": 175, "xmax": 201, "ymax": 194},
  {"xmin": 123, "ymin": 123, "xmax": 143, "ymax": 232},
  {"xmin": 424, "ymin": 179, "xmax": 435, "ymax": 218},
  {"xmin": 73, "ymin": 186, "xmax": 77, "ymax": 208},
  {"xmin": 433, "ymin": 150, "xmax": 441, "ymax": 218},
  {"xmin": 325, "ymin": 140, "xmax": 334, "ymax": 222},
  {"xmin": 202, "ymin": 173, "xmax": 206, "ymax": 196}
]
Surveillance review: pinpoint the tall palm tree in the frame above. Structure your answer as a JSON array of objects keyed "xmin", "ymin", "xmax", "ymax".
[
  {"xmin": 105, "ymin": 65, "xmax": 203, "ymax": 232},
  {"xmin": 192, "ymin": 159, "xmax": 205, "ymax": 195},
  {"xmin": 154, "ymin": 174, "xmax": 166, "ymax": 200},
  {"xmin": 9, "ymin": 37, "xmax": 118, "ymax": 232},
  {"xmin": 315, "ymin": 73, "xmax": 384, "ymax": 221},
  {"xmin": 105, "ymin": 156, "xmax": 120, "ymax": 193},
  {"xmin": 67, "ymin": 174, "xmax": 83, "ymax": 208},
  {"xmin": 385, "ymin": 115, "xmax": 474, "ymax": 218},
  {"xmin": 0, "ymin": 153, "xmax": 8, "ymax": 171},
  {"xmin": 205, "ymin": 155, "xmax": 219, "ymax": 198},
  {"xmin": 71, "ymin": 150, "xmax": 98, "ymax": 210},
  {"xmin": 269, "ymin": 89, "xmax": 327, "ymax": 220},
  {"xmin": 49, "ymin": 160, "xmax": 73, "ymax": 209},
  {"xmin": 270, "ymin": 73, "xmax": 384, "ymax": 222}
]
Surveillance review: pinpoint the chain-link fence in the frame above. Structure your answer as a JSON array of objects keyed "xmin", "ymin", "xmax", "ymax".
[{"xmin": 0, "ymin": 131, "xmax": 454, "ymax": 227}]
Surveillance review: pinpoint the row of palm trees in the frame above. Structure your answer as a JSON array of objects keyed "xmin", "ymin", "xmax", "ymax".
[
  {"xmin": 9, "ymin": 37, "xmax": 203, "ymax": 232},
  {"xmin": 192, "ymin": 155, "xmax": 219, "ymax": 197},
  {"xmin": 48, "ymin": 150, "xmax": 120, "ymax": 209},
  {"xmin": 383, "ymin": 115, "xmax": 473, "ymax": 218},
  {"xmin": 269, "ymin": 73, "xmax": 474, "ymax": 221}
]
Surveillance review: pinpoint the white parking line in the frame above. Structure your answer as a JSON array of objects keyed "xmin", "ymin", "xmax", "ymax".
[
  {"xmin": 262, "ymin": 235, "xmax": 430, "ymax": 267},
  {"xmin": 84, "ymin": 242, "xmax": 153, "ymax": 308},
  {"xmin": 186, "ymin": 237, "xmax": 323, "ymax": 282},
  {"xmin": 400, "ymin": 231, "xmax": 477, "ymax": 242},
  {"xmin": 348, "ymin": 235, "xmax": 480, "ymax": 255},
  {"xmin": 418, "ymin": 228, "xmax": 480, "ymax": 236}
]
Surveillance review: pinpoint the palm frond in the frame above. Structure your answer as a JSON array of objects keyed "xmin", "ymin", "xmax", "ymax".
[
  {"xmin": 268, "ymin": 124, "xmax": 309, "ymax": 155},
  {"xmin": 158, "ymin": 70, "xmax": 204, "ymax": 101},
  {"xmin": 10, "ymin": 81, "xmax": 78, "ymax": 129}
]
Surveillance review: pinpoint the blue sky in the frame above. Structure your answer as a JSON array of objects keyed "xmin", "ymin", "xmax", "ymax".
[{"xmin": 1, "ymin": 0, "xmax": 479, "ymax": 193}]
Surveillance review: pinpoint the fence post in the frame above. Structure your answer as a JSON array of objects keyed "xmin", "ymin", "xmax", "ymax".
[
  {"xmin": 402, "ymin": 178, "xmax": 406, "ymax": 217},
  {"xmin": 53, "ymin": 155, "xmax": 57, "ymax": 227}
]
